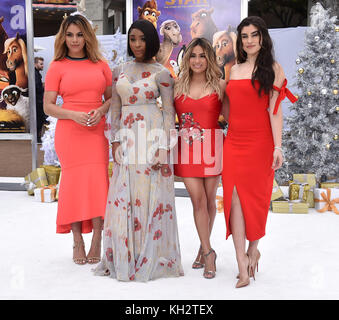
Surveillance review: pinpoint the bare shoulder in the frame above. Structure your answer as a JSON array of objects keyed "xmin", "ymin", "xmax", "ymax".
[
  {"xmin": 273, "ymin": 62, "xmax": 285, "ymax": 87},
  {"xmin": 219, "ymin": 78, "xmax": 226, "ymax": 91}
]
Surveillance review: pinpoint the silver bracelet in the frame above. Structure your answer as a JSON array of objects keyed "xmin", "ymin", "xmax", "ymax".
[{"xmin": 274, "ymin": 146, "xmax": 283, "ymax": 152}]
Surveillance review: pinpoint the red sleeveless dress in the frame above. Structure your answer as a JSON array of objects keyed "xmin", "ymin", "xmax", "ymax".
[
  {"xmin": 222, "ymin": 79, "xmax": 296, "ymax": 241},
  {"xmin": 174, "ymin": 93, "xmax": 223, "ymax": 177}
]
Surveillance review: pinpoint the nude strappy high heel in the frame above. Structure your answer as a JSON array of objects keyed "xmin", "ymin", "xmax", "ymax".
[{"xmin": 73, "ymin": 240, "xmax": 87, "ymax": 265}]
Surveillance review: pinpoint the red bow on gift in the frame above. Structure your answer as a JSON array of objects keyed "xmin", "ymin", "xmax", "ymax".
[{"xmin": 272, "ymin": 79, "xmax": 298, "ymax": 114}]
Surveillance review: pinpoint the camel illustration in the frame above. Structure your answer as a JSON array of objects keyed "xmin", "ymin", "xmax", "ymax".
[
  {"xmin": 3, "ymin": 32, "xmax": 28, "ymax": 89},
  {"xmin": 156, "ymin": 20, "xmax": 182, "ymax": 67},
  {"xmin": 190, "ymin": 8, "xmax": 217, "ymax": 44},
  {"xmin": 212, "ymin": 29, "xmax": 237, "ymax": 81}
]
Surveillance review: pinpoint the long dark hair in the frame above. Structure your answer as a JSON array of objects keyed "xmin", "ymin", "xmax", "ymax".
[
  {"xmin": 236, "ymin": 16, "xmax": 275, "ymax": 96},
  {"xmin": 127, "ymin": 19, "xmax": 160, "ymax": 61}
]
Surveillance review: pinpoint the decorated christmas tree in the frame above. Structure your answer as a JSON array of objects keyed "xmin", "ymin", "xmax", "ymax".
[{"xmin": 276, "ymin": 2, "xmax": 338, "ymax": 184}]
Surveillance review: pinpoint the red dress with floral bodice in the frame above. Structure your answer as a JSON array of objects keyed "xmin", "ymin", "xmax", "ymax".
[{"xmin": 174, "ymin": 93, "xmax": 223, "ymax": 177}]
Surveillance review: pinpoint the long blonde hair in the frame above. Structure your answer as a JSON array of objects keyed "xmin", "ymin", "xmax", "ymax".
[
  {"xmin": 174, "ymin": 38, "xmax": 222, "ymax": 100},
  {"xmin": 54, "ymin": 14, "xmax": 105, "ymax": 62}
]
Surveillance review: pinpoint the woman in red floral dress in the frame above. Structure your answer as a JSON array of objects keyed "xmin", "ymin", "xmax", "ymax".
[
  {"xmin": 94, "ymin": 20, "xmax": 183, "ymax": 281},
  {"xmin": 174, "ymin": 38, "xmax": 226, "ymax": 279}
]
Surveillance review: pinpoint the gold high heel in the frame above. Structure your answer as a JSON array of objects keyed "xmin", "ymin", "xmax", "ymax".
[
  {"xmin": 192, "ymin": 246, "xmax": 205, "ymax": 269},
  {"xmin": 235, "ymin": 254, "xmax": 250, "ymax": 288},
  {"xmin": 203, "ymin": 248, "xmax": 217, "ymax": 279},
  {"xmin": 86, "ymin": 237, "xmax": 102, "ymax": 264},
  {"xmin": 73, "ymin": 240, "xmax": 87, "ymax": 265}
]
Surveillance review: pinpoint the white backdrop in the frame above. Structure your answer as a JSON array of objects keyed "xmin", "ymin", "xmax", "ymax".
[{"xmin": 34, "ymin": 27, "xmax": 308, "ymax": 120}]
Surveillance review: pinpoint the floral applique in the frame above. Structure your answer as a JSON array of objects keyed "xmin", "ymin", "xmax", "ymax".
[
  {"xmin": 160, "ymin": 82, "xmax": 170, "ymax": 87},
  {"xmin": 106, "ymin": 248, "xmax": 113, "ymax": 262},
  {"xmin": 161, "ymin": 164, "xmax": 172, "ymax": 177},
  {"xmin": 134, "ymin": 217, "xmax": 142, "ymax": 231},
  {"xmin": 124, "ymin": 113, "xmax": 135, "ymax": 128},
  {"xmin": 153, "ymin": 229, "xmax": 162, "ymax": 240},
  {"xmin": 142, "ymin": 71, "xmax": 151, "ymax": 78},
  {"xmin": 145, "ymin": 91, "xmax": 155, "ymax": 100},
  {"xmin": 129, "ymin": 95, "xmax": 138, "ymax": 104},
  {"xmin": 179, "ymin": 112, "xmax": 204, "ymax": 145}
]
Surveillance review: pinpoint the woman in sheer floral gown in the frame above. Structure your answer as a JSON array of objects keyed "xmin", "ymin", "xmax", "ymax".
[{"xmin": 94, "ymin": 19, "xmax": 183, "ymax": 281}]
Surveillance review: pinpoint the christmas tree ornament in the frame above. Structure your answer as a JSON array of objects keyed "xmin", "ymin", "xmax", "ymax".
[
  {"xmin": 307, "ymin": 91, "xmax": 312, "ymax": 95},
  {"xmin": 314, "ymin": 36, "xmax": 320, "ymax": 41},
  {"xmin": 330, "ymin": 59, "xmax": 335, "ymax": 64},
  {"xmin": 298, "ymin": 68, "xmax": 304, "ymax": 74},
  {"xmin": 326, "ymin": 43, "xmax": 332, "ymax": 49},
  {"xmin": 296, "ymin": 58, "xmax": 301, "ymax": 64},
  {"xmin": 326, "ymin": 143, "xmax": 331, "ymax": 150},
  {"xmin": 321, "ymin": 88, "xmax": 327, "ymax": 94},
  {"xmin": 334, "ymin": 135, "xmax": 338, "ymax": 140},
  {"xmin": 335, "ymin": 26, "xmax": 339, "ymax": 32},
  {"xmin": 336, "ymin": 106, "xmax": 339, "ymax": 112},
  {"xmin": 333, "ymin": 89, "xmax": 338, "ymax": 95},
  {"xmin": 308, "ymin": 103, "xmax": 312, "ymax": 108}
]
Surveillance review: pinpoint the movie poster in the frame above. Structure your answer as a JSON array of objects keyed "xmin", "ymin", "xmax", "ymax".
[
  {"xmin": 132, "ymin": 0, "xmax": 242, "ymax": 80},
  {"xmin": 0, "ymin": 0, "xmax": 29, "ymax": 133}
]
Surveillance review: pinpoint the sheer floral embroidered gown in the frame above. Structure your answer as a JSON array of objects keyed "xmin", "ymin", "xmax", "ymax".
[{"xmin": 94, "ymin": 60, "xmax": 184, "ymax": 281}]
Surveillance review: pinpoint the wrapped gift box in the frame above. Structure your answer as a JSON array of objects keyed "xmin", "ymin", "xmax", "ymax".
[
  {"xmin": 271, "ymin": 179, "xmax": 284, "ymax": 201},
  {"xmin": 108, "ymin": 162, "xmax": 113, "ymax": 178},
  {"xmin": 289, "ymin": 182, "xmax": 310, "ymax": 203},
  {"xmin": 56, "ymin": 172, "xmax": 62, "ymax": 200},
  {"xmin": 40, "ymin": 165, "xmax": 61, "ymax": 185},
  {"xmin": 292, "ymin": 173, "xmax": 316, "ymax": 207},
  {"xmin": 314, "ymin": 188, "xmax": 339, "ymax": 214},
  {"xmin": 34, "ymin": 186, "xmax": 57, "ymax": 203},
  {"xmin": 320, "ymin": 182, "xmax": 339, "ymax": 189},
  {"xmin": 272, "ymin": 199, "xmax": 309, "ymax": 214},
  {"xmin": 24, "ymin": 168, "xmax": 48, "ymax": 195}
]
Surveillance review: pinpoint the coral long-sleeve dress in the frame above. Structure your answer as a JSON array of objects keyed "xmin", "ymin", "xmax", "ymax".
[
  {"xmin": 222, "ymin": 79, "xmax": 296, "ymax": 241},
  {"xmin": 44, "ymin": 57, "xmax": 112, "ymax": 234}
]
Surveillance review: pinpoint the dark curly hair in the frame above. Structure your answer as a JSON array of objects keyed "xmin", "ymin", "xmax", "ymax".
[{"xmin": 236, "ymin": 16, "xmax": 275, "ymax": 96}]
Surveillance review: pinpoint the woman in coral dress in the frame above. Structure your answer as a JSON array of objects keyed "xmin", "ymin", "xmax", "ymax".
[
  {"xmin": 222, "ymin": 16, "xmax": 297, "ymax": 288},
  {"xmin": 94, "ymin": 19, "xmax": 183, "ymax": 281},
  {"xmin": 44, "ymin": 15, "xmax": 112, "ymax": 265},
  {"xmin": 174, "ymin": 38, "xmax": 225, "ymax": 279}
]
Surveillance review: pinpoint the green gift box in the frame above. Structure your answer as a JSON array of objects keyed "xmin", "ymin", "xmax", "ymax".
[{"xmin": 24, "ymin": 168, "xmax": 48, "ymax": 195}]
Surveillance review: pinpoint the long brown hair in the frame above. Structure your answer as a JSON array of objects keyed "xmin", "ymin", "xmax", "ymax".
[
  {"xmin": 174, "ymin": 37, "xmax": 222, "ymax": 100},
  {"xmin": 54, "ymin": 14, "xmax": 104, "ymax": 62},
  {"xmin": 236, "ymin": 16, "xmax": 275, "ymax": 96}
]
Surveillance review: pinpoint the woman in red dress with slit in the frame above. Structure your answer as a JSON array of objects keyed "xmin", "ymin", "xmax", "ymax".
[
  {"xmin": 174, "ymin": 38, "xmax": 225, "ymax": 279},
  {"xmin": 221, "ymin": 16, "xmax": 297, "ymax": 288}
]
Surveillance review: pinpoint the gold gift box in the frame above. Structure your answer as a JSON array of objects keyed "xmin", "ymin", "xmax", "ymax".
[
  {"xmin": 24, "ymin": 168, "xmax": 48, "ymax": 195},
  {"xmin": 320, "ymin": 182, "xmax": 339, "ymax": 189},
  {"xmin": 108, "ymin": 162, "xmax": 113, "ymax": 178},
  {"xmin": 272, "ymin": 200, "xmax": 309, "ymax": 214},
  {"xmin": 271, "ymin": 179, "xmax": 284, "ymax": 201},
  {"xmin": 40, "ymin": 165, "xmax": 61, "ymax": 185},
  {"xmin": 289, "ymin": 182, "xmax": 310, "ymax": 203},
  {"xmin": 292, "ymin": 174, "xmax": 316, "ymax": 207}
]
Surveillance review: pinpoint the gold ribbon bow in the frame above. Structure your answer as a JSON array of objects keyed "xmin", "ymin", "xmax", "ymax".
[
  {"xmin": 315, "ymin": 188, "xmax": 339, "ymax": 214},
  {"xmin": 216, "ymin": 195, "xmax": 224, "ymax": 213}
]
